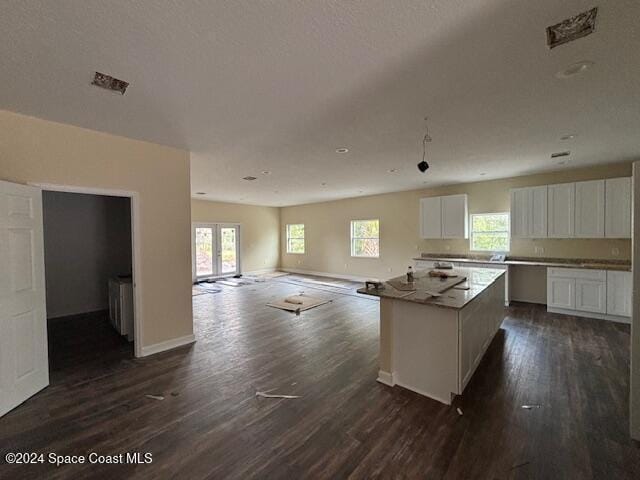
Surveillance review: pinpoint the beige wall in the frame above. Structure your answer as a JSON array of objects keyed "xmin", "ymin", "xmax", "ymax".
[
  {"xmin": 191, "ymin": 199, "xmax": 280, "ymax": 274},
  {"xmin": 280, "ymin": 163, "xmax": 632, "ymax": 280},
  {"xmin": 0, "ymin": 109, "xmax": 193, "ymax": 350}
]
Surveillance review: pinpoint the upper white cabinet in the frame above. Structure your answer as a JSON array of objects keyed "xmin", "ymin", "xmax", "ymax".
[
  {"xmin": 547, "ymin": 183, "xmax": 575, "ymax": 238},
  {"xmin": 510, "ymin": 186, "xmax": 547, "ymax": 238},
  {"xmin": 605, "ymin": 177, "xmax": 631, "ymax": 238},
  {"xmin": 441, "ymin": 194, "xmax": 468, "ymax": 238},
  {"xmin": 420, "ymin": 197, "xmax": 442, "ymax": 239},
  {"xmin": 574, "ymin": 180, "xmax": 605, "ymax": 238},
  {"xmin": 420, "ymin": 194, "xmax": 468, "ymax": 239}
]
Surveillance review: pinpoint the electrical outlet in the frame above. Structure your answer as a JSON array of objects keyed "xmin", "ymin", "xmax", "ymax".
[
  {"xmin": 612, "ymin": 247, "xmax": 620, "ymax": 256},
  {"xmin": 534, "ymin": 246, "xmax": 544, "ymax": 255},
  {"xmin": 297, "ymin": 260, "xmax": 302, "ymax": 265},
  {"xmin": 388, "ymin": 267, "xmax": 393, "ymax": 273},
  {"xmin": 445, "ymin": 245, "xmax": 451, "ymax": 251},
  {"xmin": 344, "ymin": 263, "xmax": 348, "ymax": 270}
]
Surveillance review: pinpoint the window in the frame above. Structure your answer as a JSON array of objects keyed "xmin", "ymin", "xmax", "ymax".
[
  {"xmin": 470, "ymin": 213, "xmax": 510, "ymax": 252},
  {"xmin": 286, "ymin": 224, "xmax": 305, "ymax": 254},
  {"xmin": 350, "ymin": 219, "xmax": 379, "ymax": 258}
]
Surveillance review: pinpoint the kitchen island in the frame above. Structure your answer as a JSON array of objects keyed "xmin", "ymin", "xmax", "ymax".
[{"xmin": 358, "ymin": 267, "xmax": 506, "ymax": 405}]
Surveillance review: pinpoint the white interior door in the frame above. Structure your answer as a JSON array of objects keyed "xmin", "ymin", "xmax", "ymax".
[
  {"xmin": 0, "ymin": 180, "xmax": 49, "ymax": 417},
  {"xmin": 193, "ymin": 223, "xmax": 240, "ymax": 280}
]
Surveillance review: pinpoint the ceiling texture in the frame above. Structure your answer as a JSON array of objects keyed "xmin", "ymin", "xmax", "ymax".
[{"xmin": 1, "ymin": 0, "xmax": 639, "ymax": 206}]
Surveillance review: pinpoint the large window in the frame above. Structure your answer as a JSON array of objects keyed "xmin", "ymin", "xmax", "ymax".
[
  {"xmin": 350, "ymin": 219, "xmax": 379, "ymax": 258},
  {"xmin": 470, "ymin": 213, "xmax": 510, "ymax": 252},
  {"xmin": 286, "ymin": 224, "xmax": 305, "ymax": 254}
]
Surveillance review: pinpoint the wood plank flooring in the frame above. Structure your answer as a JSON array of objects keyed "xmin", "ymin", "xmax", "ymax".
[{"xmin": 1, "ymin": 277, "xmax": 639, "ymax": 479}]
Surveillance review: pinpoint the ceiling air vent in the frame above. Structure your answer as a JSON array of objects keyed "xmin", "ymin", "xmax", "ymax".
[
  {"xmin": 91, "ymin": 72, "xmax": 129, "ymax": 95},
  {"xmin": 546, "ymin": 7, "xmax": 598, "ymax": 49},
  {"xmin": 551, "ymin": 151, "xmax": 571, "ymax": 158},
  {"xmin": 242, "ymin": 176, "xmax": 257, "ymax": 181}
]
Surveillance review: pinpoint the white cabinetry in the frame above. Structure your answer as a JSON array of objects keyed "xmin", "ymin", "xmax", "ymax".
[
  {"xmin": 605, "ymin": 177, "xmax": 631, "ymax": 238},
  {"xmin": 420, "ymin": 197, "xmax": 442, "ymax": 239},
  {"xmin": 547, "ymin": 267, "xmax": 630, "ymax": 322},
  {"xmin": 441, "ymin": 195, "xmax": 468, "ymax": 238},
  {"xmin": 547, "ymin": 183, "xmax": 575, "ymax": 238},
  {"xmin": 420, "ymin": 194, "xmax": 467, "ymax": 239},
  {"xmin": 574, "ymin": 180, "xmax": 605, "ymax": 238},
  {"xmin": 606, "ymin": 271, "xmax": 632, "ymax": 317},
  {"xmin": 510, "ymin": 186, "xmax": 547, "ymax": 238}
]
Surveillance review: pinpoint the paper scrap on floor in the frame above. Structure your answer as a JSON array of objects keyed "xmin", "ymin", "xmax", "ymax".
[{"xmin": 267, "ymin": 294, "xmax": 331, "ymax": 312}]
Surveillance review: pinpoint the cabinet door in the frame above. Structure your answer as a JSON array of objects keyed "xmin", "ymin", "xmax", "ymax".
[
  {"xmin": 605, "ymin": 177, "xmax": 631, "ymax": 238},
  {"xmin": 547, "ymin": 277, "xmax": 575, "ymax": 309},
  {"xmin": 606, "ymin": 271, "xmax": 632, "ymax": 317},
  {"xmin": 420, "ymin": 197, "xmax": 442, "ymax": 239},
  {"xmin": 510, "ymin": 188, "xmax": 529, "ymax": 238},
  {"xmin": 530, "ymin": 186, "xmax": 548, "ymax": 238},
  {"xmin": 441, "ymin": 194, "xmax": 468, "ymax": 239},
  {"xmin": 575, "ymin": 279, "xmax": 607, "ymax": 314},
  {"xmin": 575, "ymin": 180, "xmax": 605, "ymax": 238},
  {"xmin": 548, "ymin": 183, "xmax": 575, "ymax": 238}
]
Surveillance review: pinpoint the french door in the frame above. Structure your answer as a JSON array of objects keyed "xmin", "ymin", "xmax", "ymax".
[{"xmin": 193, "ymin": 223, "xmax": 240, "ymax": 280}]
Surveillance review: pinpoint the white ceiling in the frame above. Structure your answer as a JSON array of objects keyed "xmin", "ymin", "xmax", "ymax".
[{"xmin": 1, "ymin": 1, "xmax": 639, "ymax": 206}]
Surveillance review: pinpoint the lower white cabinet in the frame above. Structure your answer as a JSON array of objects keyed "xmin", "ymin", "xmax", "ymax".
[
  {"xmin": 547, "ymin": 276, "xmax": 575, "ymax": 310},
  {"xmin": 547, "ymin": 267, "xmax": 630, "ymax": 322},
  {"xmin": 606, "ymin": 271, "xmax": 632, "ymax": 317},
  {"xmin": 575, "ymin": 279, "xmax": 607, "ymax": 314}
]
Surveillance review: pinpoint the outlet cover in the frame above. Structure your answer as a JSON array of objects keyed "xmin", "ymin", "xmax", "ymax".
[{"xmin": 612, "ymin": 247, "xmax": 620, "ymax": 256}]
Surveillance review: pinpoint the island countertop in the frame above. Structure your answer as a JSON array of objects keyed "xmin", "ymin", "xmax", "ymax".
[{"xmin": 357, "ymin": 266, "xmax": 505, "ymax": 310}]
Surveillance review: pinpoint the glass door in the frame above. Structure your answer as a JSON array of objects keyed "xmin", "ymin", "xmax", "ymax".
[{"xmin": 193, "ymin": 224, "xmax": 240, "ymax": 280}]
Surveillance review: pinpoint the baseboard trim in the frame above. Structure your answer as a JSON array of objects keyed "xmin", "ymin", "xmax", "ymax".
[
  {"xmin": 280, "ymin": 267, "xmax": 370, "ymax": 283},
  {"xmin": 547, "ymin": 307, "xmax": 630, "ymax": 324},
  {"xmin": 242, "ymin": 267, "xmax": 278, "ymax": 276},
  {"xmin": 140, "ymin": 334, "xmax": 196, "ymax": 357},
  {"xmin": 377, "ymin": 370, "xmax": 395, "ymax": 386}
]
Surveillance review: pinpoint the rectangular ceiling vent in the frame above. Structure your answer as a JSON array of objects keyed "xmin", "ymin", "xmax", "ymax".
[
  {"xmin": 242, "ymin": 176, "xmax": 257, "ymax": 181},
  {"xmin": 551, "ymin": 151, "xmax": 571, "ymax": 158},
  {"xmin": 546, "ymin": 7, "xmax": 598, "ymax": 49},
  {"xmin": 91, "ymin": 71, "xmax": 129, "ymax": 95}
]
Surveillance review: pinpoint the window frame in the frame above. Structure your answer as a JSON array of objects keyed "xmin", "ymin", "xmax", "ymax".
[
  {"xmin": 469, "ymin": 212, "xmax": 510, "ymax": 253},
  {"xmin": 350, "ymin": 219, "xmax": 380, "ymax": 258},
  {"xmin": 286, "ymin": 223, "xmax": 305, "ymax": 254}
]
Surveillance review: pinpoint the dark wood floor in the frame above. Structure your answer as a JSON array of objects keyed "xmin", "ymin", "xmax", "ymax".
[{"xmin": 1, "ymin": 277, "xmax": 639, "ymax": 479}]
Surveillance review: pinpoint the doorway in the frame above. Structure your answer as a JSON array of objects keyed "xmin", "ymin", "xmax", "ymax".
[{"xmin": 193, "ymin": 223, "xmax": 241, "ymax": 281}]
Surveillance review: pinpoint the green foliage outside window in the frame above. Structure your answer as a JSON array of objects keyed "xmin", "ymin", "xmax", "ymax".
[{"xmin": 470, "ymin": 213, "xmax": 509, "ymax": 252}]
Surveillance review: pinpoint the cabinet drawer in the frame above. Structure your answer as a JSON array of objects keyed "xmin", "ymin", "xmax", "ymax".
[{"xmin": 547, "ymin": 267, "xmax": 606, "ymax": 281}]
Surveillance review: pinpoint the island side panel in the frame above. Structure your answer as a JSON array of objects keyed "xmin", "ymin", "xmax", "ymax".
[
  {"xmin": 458, "ymin": 274, "xmax": 506, "ymax": 393},
  {"xmin": 391, "ymin": 300, "xmax": 459, "ymax": 405},
  {"xmin": 377, "ymin": 298, "xmax": 395, "ymax": 386}
]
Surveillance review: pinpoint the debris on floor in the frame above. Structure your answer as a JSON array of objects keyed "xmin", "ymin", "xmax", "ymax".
[
  {"xmin": 145, "ymin": 394, "xmax": 165, "ymax": 401},
  {"xmin": 256, "ymin": 391, "xmax": 301, "ymax": 399},
  {"xmin": 267, "ymin": 294, "xmax": 331, "ymax": 313},
  {"xmin": 521, "ymin": 404, "xmax": 541, "ymax": 409},
  {"xmin": 456, "ymin": 407, "xmax": 463, "ymax": 416}
]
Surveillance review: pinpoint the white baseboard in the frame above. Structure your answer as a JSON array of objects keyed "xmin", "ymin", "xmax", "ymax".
[
  {"xmin": 280, "ymin": 267, "xmax": 370, "ymax": 283},
  {"xmin": 547, "ymin": 307, "xmax": 631, "ymax": 324},
  {"xmin": 377, "ymin": 370, "xmax": 395, "ymax": 386},
  {"xmin": 140, "ymin": 334, "xmax": 196, "ymax": 357}
]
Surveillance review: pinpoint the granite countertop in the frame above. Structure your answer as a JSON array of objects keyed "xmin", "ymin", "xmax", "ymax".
[
  {"xmin": 413, "ymin": 253, "xmax": 632, "ymax": 272},
  {"xmin": 357, "ymin": 266, "xmax": 505, "ymax": 310}
]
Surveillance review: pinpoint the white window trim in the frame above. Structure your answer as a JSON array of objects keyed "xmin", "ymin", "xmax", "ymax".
[
  {"xmin": 286, "ymin": 223, "xmax": 305, "ymax": 254},
  {"xmin": 350, "ymin": 219, "xmax": 380, "ymax": 258},
  {"xmin": 469, "ymin": 212, "xmax": 510, "ymax": 253}
]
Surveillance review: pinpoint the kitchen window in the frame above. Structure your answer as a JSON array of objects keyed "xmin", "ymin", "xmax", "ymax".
[
  {"xmin": 286, "ymin": 224, "xmax": 305, "ymax": 254},
  {"xmin": 350, "ymin": 219, "xmax": 379, "ymax": 258},
  {"xmin": 470, "ymin": 213, "xmax": 510, "ymax": 252}
]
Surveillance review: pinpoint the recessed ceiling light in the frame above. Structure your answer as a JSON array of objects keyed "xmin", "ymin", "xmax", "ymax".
[
  {"xmin": 195, "ymin": 192, "xmax": 206, "ymax": 195},
  {"xmin": 479, "ymin": 173, "xmax": 486, "ymax": 176},
  {"xmin": 242, "ymin": 176, "xmax": 257, "ymax": 181},
  {"xmin": 388, "ymin": 168, "xmax": 398, "ymax": 173},
  {"xmin": 262, "ymin": 170, "xmax": 271, "ymax": 175},
  {"xmin": 555, "ymin": 61, "xmax": 593, "ymax": 79},
  {"xmin": 321, "ymin": 182, "xmax": 327, "ymax": 186},
  {"xmin": 336, "ymin": 148, "xmax": 349, "ymax": 154},
  {"xmin": 560, "ymin": 134, "xmax": 576, "ymax": 141}
]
